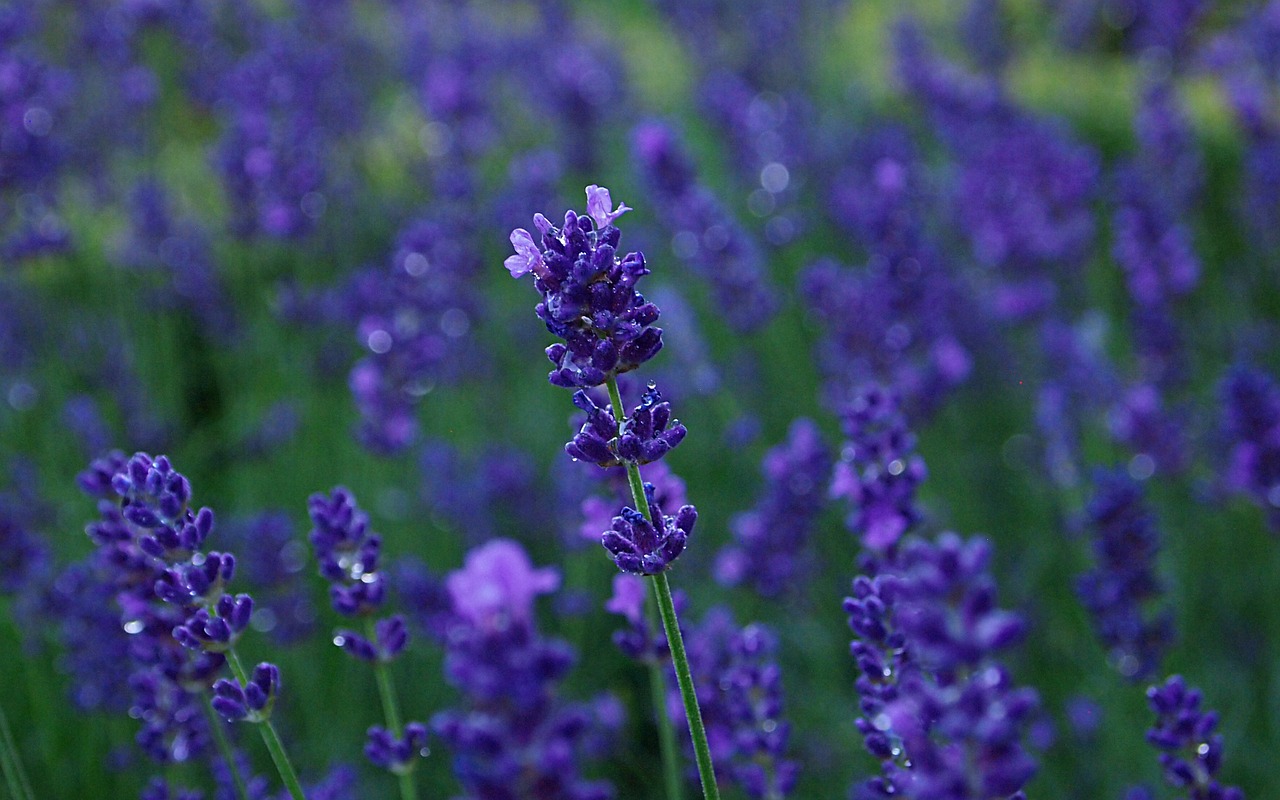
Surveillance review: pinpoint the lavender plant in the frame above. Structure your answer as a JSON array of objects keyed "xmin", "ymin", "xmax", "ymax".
[
  {"xmin": 76, "ymin": 451, "xmax": 307, "ymax": 799},
  {"xmin": 1145, "ymin": 676, "xmax": 1245, "ymax": 800},
  {"xmin": 307, "ymin": 487, "xmax": 427, "ymax": 799},
  {"xmin": 505, "ymin": 185, "xmax": 720, "ymax": 799}
]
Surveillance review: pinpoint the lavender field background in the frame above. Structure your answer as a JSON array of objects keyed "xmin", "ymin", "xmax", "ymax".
[{"xmin": 1, "ymin": 0, "xmax": 1279, "ymax": 797}]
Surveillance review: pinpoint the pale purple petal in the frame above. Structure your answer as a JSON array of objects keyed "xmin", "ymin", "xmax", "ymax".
[
  {"xmin": 586, "ymin": 184, "xmax": 631, "ymax": 229},
  {"xmin": 505, "ymin": 228, "xmax": 541, "ymax": 278}
]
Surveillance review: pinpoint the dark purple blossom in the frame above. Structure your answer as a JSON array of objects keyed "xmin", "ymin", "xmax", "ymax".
[
  {"xmin": 308, "ymin": 486, "xmax": 388, "ymax": 617},
  {"xmin": 365, "ymin": 723, "xmax": 429, "ymax": 774},
  {"xmin": 212, "ymin": 663, "xmax": 280, "ymax": 723},
  {"xmin": 1078, "ymin": 469, "xmax": 1174, "ymax": 680},
  {"xmin": 1219, "ymin": 365, "xmax": 1280, "ymax": 530},
  {"xmin": 1146, "ymin": 676, "xmax": 1245, "ymax": 800},
  {"xmin": 566, "ymin": 384, "xmax": 687, "ymax": 467},
  {"xmin": 601, "ymin": 482, "xmax": 696, "ymax": 576},
  {"xmin": 506, "ymin": 185, "xmax": 664, "ymax": 389},
  {"xmin": 715, "ymin": 418, "xmax": 832, "ymax": 596},
  {"xmin": 847, "ymin": 535, "xmax": 1039, "ymax": 799}
]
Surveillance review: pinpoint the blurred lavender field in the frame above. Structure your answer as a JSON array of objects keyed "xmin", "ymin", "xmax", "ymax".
[{"xmin": 2, "ymin": 0, "xmax": 1279, "ymax": 797}]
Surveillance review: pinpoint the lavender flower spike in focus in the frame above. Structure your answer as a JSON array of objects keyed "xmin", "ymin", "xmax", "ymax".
[
  {"xmin": 505, "ymin": 185, "xmax": 661, "ymax": 389},
  {"xmin": 506, "ymin": 187, "xmax": 720, "ymax": 799}
]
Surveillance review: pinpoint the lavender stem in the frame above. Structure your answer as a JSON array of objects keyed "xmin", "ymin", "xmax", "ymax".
[
  {"xmin": 226, "ymin": 648, "xmax": 307, "ymax": 800},
  {"xmin": 0, "ymin": 698, "xmax": 35, "ymax": 800},
  {"xmin": 606, "ymin": 376, "xmax": 719, "ymax": 800},
  {"xmin": 202, "ymin": 696, "xmax": 250, "ymax": 800},
  {"xmin": 365, "ymin": 618, "xmax": 420, "ymax": 800}
]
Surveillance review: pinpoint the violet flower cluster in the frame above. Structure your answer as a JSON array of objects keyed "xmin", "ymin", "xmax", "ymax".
[
  {"xmin": 830, "ymin": 385, "xmax": 927, "ymax": 553},
  {"xmin": 431, "ymin": 539, "xmax": 617, "ymax": 800},
  {"xmin": 69, "ymin": 447, "xmax": 303, "ymax": 797},
  {"xmin": 308, "ymin": 487, "xmax": 428, "ymax": 776},
  {"xmin": 715, "ymin": 418, "xmax": 832, "ymax": 597},
  {"xmin": 1146, "ymin": 676, "xmax": 1245, "ymax": 800},
  {"xmin": 505, "ymin": 184, "xmax": 659, "ymax": 389},
  {"xmin": 507, "ymin": 186, "xmax": 698, "ymax": 577},
  {"xmin": 847, "ymin": 536, "xmax": 1038, "ymax": 800},
  {"xmin": 1219, "ymin": 365, "xmax": 1280, "ymax": 531},
  {"xmin": 679, "ymin": 608, "xmax": 799, "ymax": 799},
  {"xmin": 838, "ymin": 388, "xmax": 1039, "ymax": 798},
  {"xmin": 1078, "ymin": 469, "xmax": 1174, "ymax": 680}
]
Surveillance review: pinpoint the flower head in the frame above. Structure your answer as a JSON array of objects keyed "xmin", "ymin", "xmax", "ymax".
[
  {"xmin": 601, "ymin": 483, "xmax": 696, "ymax": 575},
  {"xmin": 505, "ymin": 186, "xmax": 663, "ymax": 388}
]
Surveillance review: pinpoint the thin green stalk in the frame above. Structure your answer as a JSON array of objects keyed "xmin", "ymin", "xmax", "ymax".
[
  {"xmin": 364, "ymin": 619, "xmax": 420, "ymax": 800},
  {"xmin": 203, "ymin": 695, "xmax": 250, "ymax": 800},
  {"xmin": 605, "ymin": 376, "xmax": 720, "ymax": 800},
  {"xmin": 0, "ymin": 698, "xmax": 34, "ymax": 800},
  {"xmin": 646, "ymin": 616, "xmax": 685, "ymax": 800},
  {"xmin": 650, "ymin": 572, "xmax": 720, "ymax": 800},
  {"xmin": 226, "ymin": 648, "xmax": 307, "ymax": 800}
]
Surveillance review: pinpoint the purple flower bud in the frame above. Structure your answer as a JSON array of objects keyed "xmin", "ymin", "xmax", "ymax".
[
  {"xmin": 365, "ymin": 722, "xmax": 429, "ymax": 774},
  {"xmin": 212, "ymin": 663, "xmax": 280, "ymax": 723},
  {"xmin": 601, "ymin": 483, "xmax": 695, "ymax": 576}
]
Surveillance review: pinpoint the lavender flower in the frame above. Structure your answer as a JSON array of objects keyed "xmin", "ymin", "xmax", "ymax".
[
  {"xmin": 1146, "ymin": 676, "xmax": 1244, "ymax": 799},
  {"xmin": 432, "ymin": 539, "xmax": 615, "ymax": 800},
  {"xmin": 212, "ymin": 663, "xmax": 280, "ymax": 723},
  {"xmin": 70, "ymin": 452, "xmax": 226, "ymax": 763},
  {"xmin": 715, "ymin": 418, "xmax": 832, "ymax": 596},
  {"xmin": 566, "ymin": 384, "xmax": 687, "ymax": 467},
  {"xmin": 309, "ymin": 485, "xmax": 428, "ymax": 786},
  {"xmin": 308, "ymin": 486, "xmax": 388, "ymax": 620},
  {"xmin": 505, "ymin": 185, "xmax": 663, "ymax": 389},
  {"xmin": 1078, "ymin": 469, "xmax": 1174, "ymax": 679},
  {"xmin": 830, "ymin": 386, "xmax": 927, "ymax": 552},
  {"xmin": 1219, "ymin": 365, "xmax": 1280, "ymax": 530},
  {"xmin": 847, "ymin": 535, "xmax": 1039, "ymax": 798},
  {"xmin": 679, "ymin": 609, "xmax": 799, "ymax": 799},
  {"xmin": 365, "ymin": 723, "xmax": 429, "ymax": 774},
  {"xmin": 631, "ymin": 121, "xmax": 779, "ymax": 332},
  {"xmin": 601, "ymin": 482, "xmax": 697, "ymax": 576}
]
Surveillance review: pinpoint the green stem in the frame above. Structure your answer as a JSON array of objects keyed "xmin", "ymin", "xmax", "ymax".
[
  {"xmin": 0, "ymin": 698, "xmax": 34, "ymax": 800},
  {"xmin": 226, "ymin": 649, "xmax": 308, "ymax": 800},
  {"xmin": 646, "ymin": 612, "xmax": 685, "ymax": 800},
  {"xmin": 203, "ymin": 697, "xmax": 250, "ymax": 800},
  {"xmin": 605, "ymin": 376, "xmax": 720, "ymax": 800},
  {"xmin": 365, "ymin": 619, "xmax": 420, "ymax": 800},
  {"xmin": 650, "ymin": 572, "xmax": 720, "ymax": 800}
]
